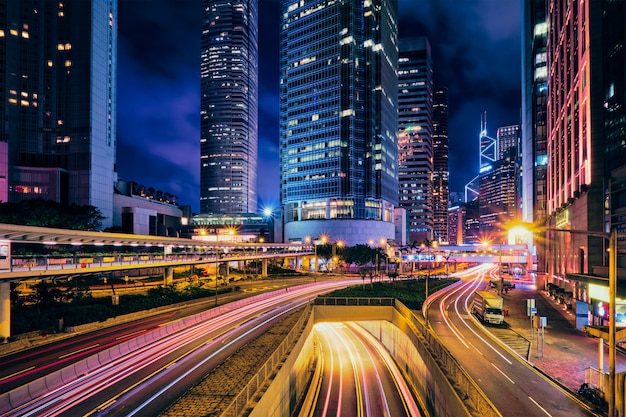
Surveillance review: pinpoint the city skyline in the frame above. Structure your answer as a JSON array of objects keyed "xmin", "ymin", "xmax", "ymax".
[{"xmin": 117, "ymin": 0, "xmax": 521, "ymax": 213}]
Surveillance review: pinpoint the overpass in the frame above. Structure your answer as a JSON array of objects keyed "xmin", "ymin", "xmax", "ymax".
[{"xmin": 0, "ymin": 223, "xmax": 313, "ymax": 339}]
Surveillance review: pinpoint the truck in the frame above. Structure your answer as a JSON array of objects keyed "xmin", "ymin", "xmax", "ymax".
[{"xmin": 473, "ymin": 290, "xmax": 504, "ymax": 325}]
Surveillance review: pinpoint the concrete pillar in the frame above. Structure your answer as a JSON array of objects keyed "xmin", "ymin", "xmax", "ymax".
[
  {"xmin": 295, "ymin": 256, "xmax": 301, "ymax": 271},
  {"xmin": 302, "ymin": 256, "xmax": 311, "ymax": 271},
  {"xmin": 262, "ymin": 259, "xmax": 268, "ymax": 277},
  {"xmin": 283, "ymin": 257, "xmax": 290, "ymax": 268},
  {"xmin": 164, "ymin": 267, "xmax": 174, "ymax": 285},
  {"xmin": 0, "ymin": 282, "xmax": 10, "ymax": 338}
]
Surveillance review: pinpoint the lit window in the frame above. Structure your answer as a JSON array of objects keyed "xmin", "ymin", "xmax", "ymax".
[
  {"xmin": 64, "ymin": 43, "xmax": 71, "ymax": 50},
  {"xmin": 10, "ymin": 29, "xmax": 18, "ymax": 36},
  {"xmin": 21, "ymin": 100, "xmax": 29, "ymax": 106},
  {"xmin": 57, "ymin": 44, "xmax": 64, "ymax": 50},
  {"xmin": 65, "ymin": 60, "xmax": 71, "ymax": 67},
  {"xmin": 0, "ymin": 30, "xmax": 4, "ymax": 37},
  {"xmin": 8, "ymin": 98, "xmax": 17, "ymax": 104},
  {"xmin": 22, "ymin": 31, "xmax": 29, "ymax": 38},
  {"xmin": 47, "ymin": 60, "xmax": 53, "ymax": 67}
]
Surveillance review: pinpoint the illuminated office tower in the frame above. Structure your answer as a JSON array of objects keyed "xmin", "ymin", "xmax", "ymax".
[
  {"xmin": 496, "ymin": 125, "xmax": 519, "ymax": 160},
  {"xmin": 432, "ymin": 86, "xmax": 449, "ymax": 243},
  {"xmin": 397, "ymin": 37, "xmax": 432, "ymax": 245},
  {"xmin": 279, "ymin": 0, "xmax": 399, "ymax": 246},
  {"xmin": 200, "ymin": 0, "xmax": 258, "ymax": 215},
  {"xmin": 541, "ymin": 0, "xmax": 626, "ymax": 279},
  {"xmin": 0, "ymin": 0, "xmax": 117, "ymax": 227},
  {"xmin": 521, "ymin": 0, "xmax": 548, "ymax": 271}
]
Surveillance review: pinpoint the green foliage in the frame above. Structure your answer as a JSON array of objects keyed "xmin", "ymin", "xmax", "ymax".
[
  {"xmin": 10, "ymin": 284, "xmax": 232, "ymax": 334},
  {"xmin": 324, "ymin": 278, "xmax": 457, "ymax": 310},
  {"xmin": 0, "ymin": 198, "xmax": 105, "ymax": 230},
  {"xmin": 342, "ymin": 244, "xmax": 377, "ymax": 266}
]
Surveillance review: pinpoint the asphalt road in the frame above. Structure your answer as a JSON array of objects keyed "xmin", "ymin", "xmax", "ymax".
[
  {"xmin": 0, "ymin": 278, "xmax": 360, "ymax": 417},
  {"xmin": 428, "ymin": 265, "xmax": 597, "ymax": 417},
  {"xmin": 311, "ymin": 321, "xmax": 421, "ymax": 417}
]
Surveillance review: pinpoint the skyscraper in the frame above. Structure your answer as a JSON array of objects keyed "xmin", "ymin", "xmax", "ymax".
[
  {"xmin": 398, "ymin": 37, "xmax": 433, "ymax": 245},
  {"xmin": 0, "ymin": 0, "xmax": 117, "ymax": 228},
  {"xmin": 200, "ymin": 0, "xmax": 258, "ymax": 215},
  {"xmin": 496, "ymin": 125, "xmax": 520, "ymax": 161},
  {"xmin": 539, "ymin": 0, "xmax": 626, "ymax": 280},
  {"xmin": 432, "ymin": 86, "xmax": 449, "ymax": 243},
  {"xmin": 279, "ymin": 0, "xmax": 399, "ymax": 246}
]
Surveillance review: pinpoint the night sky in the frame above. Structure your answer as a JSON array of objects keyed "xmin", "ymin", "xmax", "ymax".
[{"xmin": 117, "ymin": 0, "xmax": 521, "ymax": 213}]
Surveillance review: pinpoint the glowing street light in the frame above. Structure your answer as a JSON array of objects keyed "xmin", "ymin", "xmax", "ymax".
[
  {"xmin": 214, "ymin": 227, "xmax": 235, "ymax": 307},
  {"xmin": 421, "ymin": 240, "xmax": 438, "ymax": 324}
]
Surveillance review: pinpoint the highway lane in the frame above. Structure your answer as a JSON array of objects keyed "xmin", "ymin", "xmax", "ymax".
[
  {"xmin": 428, "ymin": 265, "xmax": 597, "ymax": 417},
  {"xmin": 309, "ymin": 322, "xmax": 422, "ymax": 417},
  {"xmin": 0, "ymin": 279, "xmax": 360, "ymax": 417},
  {"xmin": 0, "ymin": 276, "xmax": 313, "ymax": 392}
]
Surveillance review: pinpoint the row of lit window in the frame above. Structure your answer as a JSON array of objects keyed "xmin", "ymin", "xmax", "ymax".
[{"xmin": 0, "ymin": 28, "xmax": 29, "ymax": 38}]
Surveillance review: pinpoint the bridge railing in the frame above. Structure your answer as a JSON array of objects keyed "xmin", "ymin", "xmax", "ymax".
[{"xmin": 3, "ymin": 249, "xmax": 313, "ymax": 273}]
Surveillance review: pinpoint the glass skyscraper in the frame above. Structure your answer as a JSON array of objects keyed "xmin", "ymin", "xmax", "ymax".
[
  {"xmin": 432, "ymin": 86, "xmax": 449, "ymax": 244},
  {"xmin": 279, "ymin": 0, "xmax": 398, "ymax": 246},
  {"xmin": 0, "ymin": 0, "xmax": 117, "ymax": 228},
  {"xmin": 398, "ymin": 37, "xmax": 433, "ymax": 245},
  {"xmin": 200, "ymin": 0, "xmax": 258, "ymax": 215}
]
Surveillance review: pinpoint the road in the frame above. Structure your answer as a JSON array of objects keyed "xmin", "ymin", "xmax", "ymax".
[
  {"xmin": 310, "ymin": 321, "xmax": 422, "ymax": 417},
  {"xmin": 0, "ymin": 277, "xmax": 314, "ymax": 392},
  {"xmin": 0, "ymin": 279, "xmax": 360, "ymax": 417},
  {"xmin": 428, "ymin": 265, "xmax": 597, "ymax": 417}
]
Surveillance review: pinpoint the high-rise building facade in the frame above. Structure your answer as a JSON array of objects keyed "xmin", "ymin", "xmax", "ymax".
[
  {"xmin": 0, "ymin": 0, "xmax": 117, "ymax": 228},
  {"xmin": 496, "ymin": 125, "xmax": 520, "ymax": 160},
  {"xmin": 398, "ymin": 37, "xmax": 432, "ymax": 244},
  {"xmin": 539, "ymin": 0, "xmax": 626, "ymax": 283},
  {"xmin": 432, "ymin": 86, "xmax": 449, "ymax": 243},
  {"xmin": 478, "ymin": 147, "xmax": 517, "ymax": 237},
  {"xmin": 200, "ymin": 0, "xmax": 258, "ymax": 215},
  {"xmin": 279, "ymin": 0, "xmax": 399, "ymax": 246}
]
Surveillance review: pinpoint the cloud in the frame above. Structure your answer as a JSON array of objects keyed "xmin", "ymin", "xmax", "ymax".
[{"xmin": 116, "ymin": 0, "xmax": 522, "ymax": 212}]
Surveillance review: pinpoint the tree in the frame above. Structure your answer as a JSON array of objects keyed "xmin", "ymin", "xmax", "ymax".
[
  {"xmin": 0, "ymin": 199, "xmax": 105, "ymax": 230},
  {"xmin": 343, "ymin": 244, "xmax": 376, "ymax": 267}
]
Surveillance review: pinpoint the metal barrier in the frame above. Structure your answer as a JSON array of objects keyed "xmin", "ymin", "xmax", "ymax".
[{"xmin": 220, "ymin": 303, "xmax": 312, "ymax": 417}]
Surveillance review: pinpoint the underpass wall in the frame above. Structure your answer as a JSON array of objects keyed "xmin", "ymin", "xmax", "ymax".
[
  {"xmin": 252, "ymin": 301, "xmax": 500, "ymax": 417},
  {"xmin": 248, "ymin": 311, "xmax": 316, "ymax": 417}
]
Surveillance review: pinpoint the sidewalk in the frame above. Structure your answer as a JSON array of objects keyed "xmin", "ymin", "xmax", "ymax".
[{"xmin": 500, "ymin": 283, "xmax": 626, "ymax": 393}]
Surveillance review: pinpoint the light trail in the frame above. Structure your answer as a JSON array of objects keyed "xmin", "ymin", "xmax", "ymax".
[{"xmin": 2, "ymin": 281, "xmax": 360, "ymax": 417}]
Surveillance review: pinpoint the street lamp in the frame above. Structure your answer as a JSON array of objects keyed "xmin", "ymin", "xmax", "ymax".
[
  {"xmin": 214, "ymin": 227, "xmax": 235, "ymax": 307},
  {"xmin": 305, "ymin": 235, "xmax": 327, "ymax": 280},
  {"xmin": 421, "ymin": 241, "xmax": 438, "ymax": 324}
]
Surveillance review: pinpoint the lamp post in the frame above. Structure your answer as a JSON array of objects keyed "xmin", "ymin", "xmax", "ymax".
[
  {"xmin": 421, "ymin": 241, "xmax": 438, "ymax": 324},
  {"xmin": 214, "ymin": 228, "xmax": 235, "ymax": 306},
  {"xmin": 214, "ymin": 227, "xmax": 220, "ymax": 307},
  {"xmin": 306, "ymin": 235, "xmax": 327, "ymax": 281}
]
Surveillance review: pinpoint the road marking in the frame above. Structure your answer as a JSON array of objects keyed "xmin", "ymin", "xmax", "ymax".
[
  {"xmin": 116, "ymin": 329, "xmax": 145, "ymax": 340},
  {"xmin": 528, "ymin": 396, "xmax": 552, "ymax": 416},
  {"xmin": 0, "ymin": 366, "xmax": 35, "ymax": 381},
  {"xmin": 58, "ymin": 344, "xmax": 99, "ymax": 359},
  {"xmin": 490, "ymin": 362, "xmax": 515, "ymax": 384}
]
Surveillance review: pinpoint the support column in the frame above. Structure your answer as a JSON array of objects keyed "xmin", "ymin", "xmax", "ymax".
[
  {"xmin": 262, "ymin": 259, "xmax": 268, "ymax": 278},
  {"xmin": 0, "ymin": 282, "xmax": 10, "ymax": 339},
  {"xmin": 164, "ymin": 267, "xmax": 174, "ymax": 285},
  {"xmin": 599, "ymin": 337, "xmax": 605, "ymax": 373},
  {"xmin": 294, "ymin": 256, "xmax": 301, "ymax": 271},
  {"xmin": 302, "ymin": 256, "xmax": 311, "ymax": 272}
]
